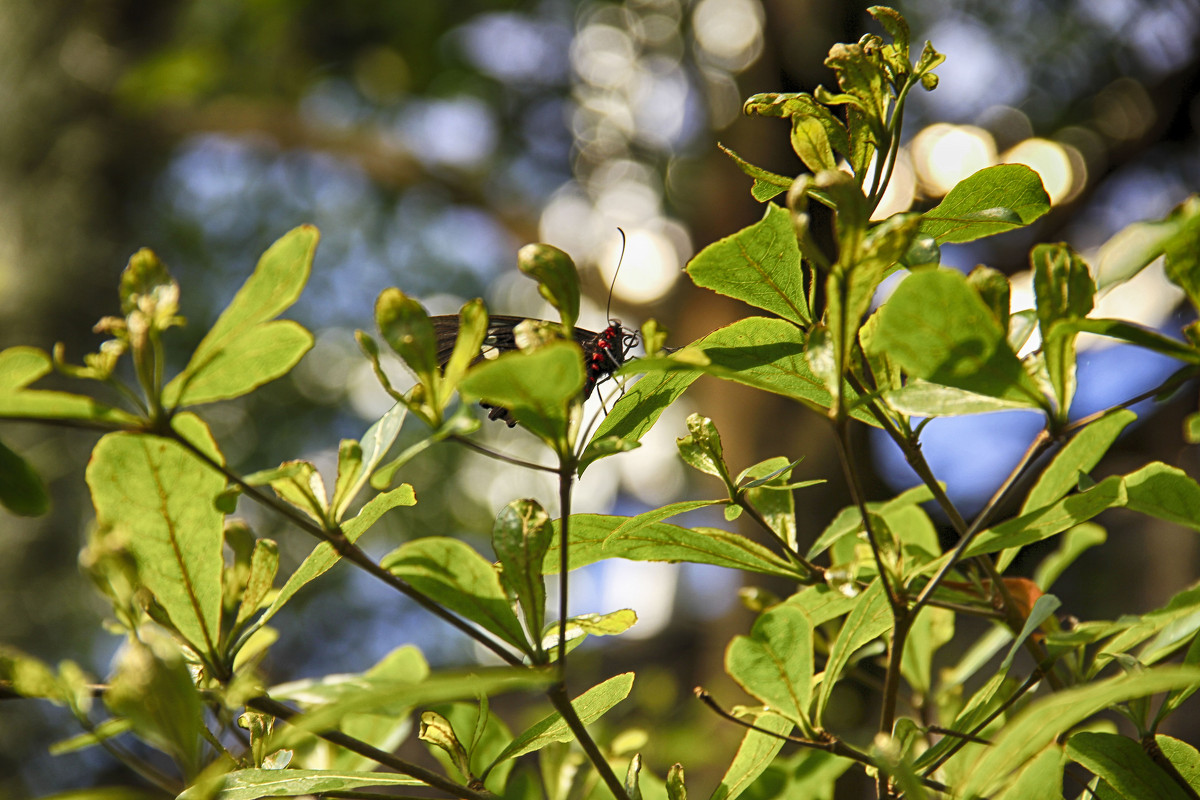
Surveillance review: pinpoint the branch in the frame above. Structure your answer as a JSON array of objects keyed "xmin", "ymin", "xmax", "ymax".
[{"xmin": 247, "ymin": 695, "xmax": 498, "ymax": 800}]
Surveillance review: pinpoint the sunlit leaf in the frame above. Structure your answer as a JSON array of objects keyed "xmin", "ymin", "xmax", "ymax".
[
  {"xmin": 919, "ymin": 165, "xmax": 1050, "ymax": 244},
  {"xmin": 164, "ymin": 226, "xmax": 317, "ymax": 407}
]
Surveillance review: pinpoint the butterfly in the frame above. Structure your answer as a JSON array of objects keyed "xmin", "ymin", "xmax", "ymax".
[{"xmin": 432, "ymin": 315, "xmax": 639, "ymax": 426}]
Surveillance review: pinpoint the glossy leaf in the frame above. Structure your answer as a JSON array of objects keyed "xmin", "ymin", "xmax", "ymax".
[
  {"xmin": 179, "ymin": 769, "xmax": 424, "ymax": 800},
  {"xmin": 629, "ymin": 317, "xmax": 878, "ymax": 425},
  {"xmin": 1033, "ymin": 243, "xmax": 1095, "ymax": 419},
  {"xmin": 1095, "ymin": 194, "xmax": 1200, "ymax": 293},
  {"xmin": 710, "ymin": 711, "xmax": 792, "ymax": 800},
  {"xmin": 331, "ymin": 402, "xmax": 407, "ymax": 521},
  {"xmin": 919, "ymin": 165, "xmax": 1050, "ymax": 244},
  {"xmin": 687, "ymin": 204, "xmax": 811, "ymax": 326},
  {"xmin": 459, "ymin": 340, "xmax": 582, "ymax": 448},
  {"xmin": 376, "ymin": 288, "xmax": 438, "ymax": 383},
  {"xmin": 581, "ymin": 368, "xmax": 700, "ymax": 472},
  {"xmin": 869, "ymin": 269, "xmax": 1045, "ymax": 409},
  {"xmin": 815, "ymin": 579, "xmax": 892, "ymax": 724},
  {"xmin": 1022, "ymin": 410, "xmax": 1136, "ymax": 514},
  {"xmin": 258, "ymin": 484, "xmax": 415, "ymax": 626}
]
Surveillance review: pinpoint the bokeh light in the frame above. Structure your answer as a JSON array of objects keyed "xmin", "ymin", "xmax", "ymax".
[
  {"xmin": 1001, "ymin": 137, "xmax": 1085, "ymax": 205},
  {"xmin": 910, "ymin": 123, "xmax": 997, "ymax": 196}
]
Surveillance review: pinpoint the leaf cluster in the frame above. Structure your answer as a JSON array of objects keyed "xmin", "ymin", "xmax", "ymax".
[{"xmin": 4, "ymin": 7, "xmax": 1200, "ymax": 800}]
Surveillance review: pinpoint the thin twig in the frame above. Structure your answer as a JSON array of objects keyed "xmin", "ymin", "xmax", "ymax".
[
  {"xmin": 694, "ymin": 688, "xmax": 954, "ymax": 796},
  {"xmin": 450, "ymin": 433, "xmax": 560, "ymax": 473},
  {"xmin": 166, "ymin": 429, "xmax": 523, "ymax": 666},
  {"xmin": 247, "ymin": 695, "xmax": 498, "ymax": 800}
]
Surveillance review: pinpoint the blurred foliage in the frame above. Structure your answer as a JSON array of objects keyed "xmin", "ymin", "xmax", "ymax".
[{"xmin": 1, "ymin": 0, "xmax": 1198, "ymax": 796}]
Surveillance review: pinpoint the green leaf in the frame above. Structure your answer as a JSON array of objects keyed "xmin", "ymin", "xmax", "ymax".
[
  {"xmin": 0, "ymin": 437, "xmax": 49, "ymax": 516},
  {"xmin": 815, "ymin": 579, "xmax": 892, "ymax": 724},
  {"xmin": 1033, "ymin": 243, "xmax": 1095, "ymax": 418},
  {"xmin": 1023, "ymin": 410, "xmax": 1136, "ymax": 514},
  {"xmin": 630, "ymin": 317, "xmax": 878, "ymax": 425},
  {"xmin": 808, "ymin": 485, "xmax": 934, "ymax": 560},
  {"xmin": 919, "ymin": 165, "xmax": 1051, "ymax": 244},
  {"xmin": 605, "ymin": 499, "xmax": 726, "ymax": 542},
  {"xmin": 383, "ymin": 537, "xmax": 529, "ymax": 652},
  {"xmin": 967, "ymin": 265, "xmax": 1012, "ymax": 332},
  {"xmin": 868, "ymin": 268, "xmax": 1046, "ymax": 409},
  {"xmin": 726, "ymin": 605, "xmax": 815, "ymax": 733},
  {"xmin": 581, "ymin": 369, "xmax": 700, "ymax": 472},
  {"xmin": 440, "ymin": 299, "xmax": 489, "ymax": 392},
  {"xmin": 164, "ymin": 226, "xmax": 317, "ymax": 406},
  {"xmin": 791, "ymin": 116, "xmax": 837, "ymax": 173},
  {"xmin": 106, "ymin": 637, "xmax": 206, "ymax": 776},
  {"xmin": 1065, "ymin": 318, "xmax": 1200, "ymax": 364},
  {"xmin": 677, "ymin": 414, "xmax": 735, "ymax": 487},
  {"xmin": 686, "ymin": 204, "xmax": 811, "ymax": 327},
  {"xmin": 487, "ymin": 673, "xmax": 634, "ymax": 767},
  {"xmin": 375, "ymin": 288, "xmax": 438, "ymax": 384},
  {"xmin": 1095, "ymin": 194, "xmax": 1200, "ymax": 293},
  {"xmin": 1155, "ymin": 735, "xmax": 1200, "ymax": 792},
  {"xmin": 742, "ymin": 456, "xmax": 805, "ymax": 550},
  {"xmin": 180, "ymin": 769, "xmax": 425, "ymax": 800},
  {"xmin": 995, "ymin": 746, "xmax": 1067, "ymax": 800},
  {"xmin": 1068, "ymin": 732, "xmax": 1192, "ymax": 800},
  {"xmin": 901, "ymin": 606, "xmax": 954, "ymax": 695},
  {"xmin": 710, "ymin": 711, "xmax": 792, "ymax": 800},
  {"xmin": 718, "ymin": 142, "xmax": 793, "ymax": 201},
  {"xmin": 331, "ymin": 403, "xmax": 408, "ymax": 521},
  {"xmin": 258, "ymin": 484, "xmax": 415, "ymax": 626},
  {"xmin": 234, "ymin": 538, "xmax": 279, "ymax": 628},
  {"xmin": 827, "ymin": 213, "xmax": 920, "ymax": 395},
  {"xmin": 965, "ymin": 475, "xmax": 1126, "ymax": 558},
  {"xmin": 1123, "ymin": 462, "xmax": 1200, "ymax": 532},
  {"xmin": 960, "ymin": 666, "xmax": 1200, "ymax": 798},
  {"xmin": 517, "ymin": 243, "xmax": 580, "ymax": 333},
  {"xmin": 493, "ymin": 499, "xmax": 553, "ymax": 643},
  {"xmin": 459, "ymin": 340, "xmax": 582, "ymax": 448},
  {"xmin": 546, "ymin": 515, "xmax": 806, "ymax": 581},
  {"xmin": 883, "ymin": 381, "xmax": 1041, "ymax": 417},
  {"xmin": 0, "ymin": 346, "xmax": 139, "ymax": 424},
  {"xmin": 86, "ymin": 420, "xmax": 225, "ymax": 657},
  {"xmin": 284, "ymin": 667, "xmax": 549, "ymax": 736}
]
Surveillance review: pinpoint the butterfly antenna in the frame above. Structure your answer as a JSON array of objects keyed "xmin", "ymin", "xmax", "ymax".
[{"xmin": 607, "ymin": 228, "xmax": 627, "ymax": 322}]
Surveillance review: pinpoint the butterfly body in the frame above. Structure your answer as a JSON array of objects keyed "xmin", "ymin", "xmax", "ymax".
[{"xmin": 431, "ymin": 315, "xmax": 637, "ymax": 426}]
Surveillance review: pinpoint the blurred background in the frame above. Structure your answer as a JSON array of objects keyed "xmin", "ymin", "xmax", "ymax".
[{"xmin": 2, "ymin": 0, "xmax": 1199, "ymax": 796}]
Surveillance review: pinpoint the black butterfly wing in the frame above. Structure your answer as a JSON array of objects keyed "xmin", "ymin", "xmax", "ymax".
[
  {"xmin": 432, "ymin": 315, "xmax": 602, "ymax": 366},
  {"xmin": 430, "ymin": 315, "xmax": 628, "ymax": 427}
]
